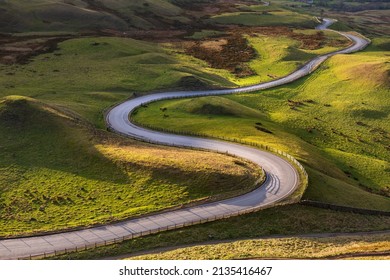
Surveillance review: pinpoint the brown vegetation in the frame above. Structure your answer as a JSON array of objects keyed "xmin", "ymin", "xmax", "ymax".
[
  {"xmin": 185, "ymin": 34, "xmax": 257, "ymax": 77},
  {"xmin": 0, "ymin": 35, "xmax": 72, "ymax": 64},
  {"xmin": 229, "ymin": 26, "xmax": 349, "ymax": 50}
]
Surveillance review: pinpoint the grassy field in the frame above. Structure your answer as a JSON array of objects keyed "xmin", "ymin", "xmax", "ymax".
[
  {"xmin": 0, "ymin": 95, "xmax": 263, "ymax": 236},
  {"xmin": 133, "ymin": 39, "xmax": 390, "ymax": 210},
  {"xmin": 0, "ymin": 36, "xmax": 234, "ymax": 128},
  {"xmin": 209, "ymin": 10, "xmax": 317, "ymax": 28},
  {"xmin": 128, "ymin": 233, "xmax": 390, "ymax": 260},
  {"xmin": 0, "ymin": 30, "xmax": 346, "ymax": 128},
  {"xmin": 50, "ymin": 204, "xmax": 390, "ymax": 259}
]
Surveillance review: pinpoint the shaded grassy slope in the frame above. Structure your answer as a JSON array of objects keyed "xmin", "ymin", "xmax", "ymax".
[
  {"xmin": 0, "ymin": 0, "xmax": 187, "ymax": 32},
  {"xmin": 0, "ymin": 0, "xmax": 126, "ymax": 32},
  {"xmin": 0, "ymin": 96, "xmax": 263, "ymax": 236},
  {"xmin": 128, "ymin": 233, "xmax": 390, "ymax": 260},
  {"xmin": 133, "ymin": 39, "xmax": 390, "ymax": 210}
]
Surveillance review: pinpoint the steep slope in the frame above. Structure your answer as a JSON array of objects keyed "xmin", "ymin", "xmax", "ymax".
[{"xmin": 0, "ymin": 0, "xmax": 189, "ymax": 32}]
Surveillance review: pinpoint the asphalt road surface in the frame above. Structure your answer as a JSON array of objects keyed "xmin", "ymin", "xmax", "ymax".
[{"xmin": 0, "ymin": 19, "xmax": 369, "ymax": 259}]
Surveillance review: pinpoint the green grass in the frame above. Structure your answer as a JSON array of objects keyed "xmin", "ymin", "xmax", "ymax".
[
  {"xmin": 133, "ymin": 39, "xmax": 390, "ymax": 210},
  {"xmin": 128, "ymin": 233, "xmax": 390, "ymax": 260},
  {"xmin": 49, "ymin": 204, "xmax": 390, "ymax": 259},
  {"xmin": 0, "ymin": 36, "xmax": 233, "ymax": 128},
  {"xmin": 187, "ymin": 30, "xmax": 226, "ymax": 40},
  {"xmin": 0, "ymin": 96, "xmax": 263, "ymax": 236},
  {"xmin": 3, "ymin": 29, "xmax": 347, "ymax": 128},
  {"xmin": 209, "ymin": 10, "xmax": 317, "ymax": 28}
]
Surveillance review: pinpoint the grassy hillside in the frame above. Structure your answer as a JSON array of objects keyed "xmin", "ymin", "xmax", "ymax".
[
  {"xmin": 0, "ymin": 0, "xmax": 387, "ymax": 249},
  {"xmin": 0, "ymin": 30, "xmax": 346, "ymax": 128},
  {"xmin": 0, "ymin": 96, "xmax": 263, "ymax": 236},
  {"xmin": 271, "ymin": 0, "xmax": 390, "ymax": 36},
  {"xmin": 0, "ymin": 36, "xmax": 234, "ymax": 128},
  {"xmin": 172, "ymin": 29, "xmax": 349, "ymax": 86},
  {"xmin": 0, "ymin": 0, "xmax": 126, "ymax": 32},
  {"xmin": 133, "ymin": 39, "xmax": 390, "ymax": 210},
  {"xmin": 128, "ymin": 233, "xmax": 390, "ymax": 260},
  {"xmin": 0, "ymin": 0, "xmax": 188, "ymax": 32}
]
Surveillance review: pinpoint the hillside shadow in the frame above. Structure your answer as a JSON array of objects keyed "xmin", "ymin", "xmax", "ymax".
[{"xmin": 0, "ymin": 97, "xmax": 130, "ymax": 185}]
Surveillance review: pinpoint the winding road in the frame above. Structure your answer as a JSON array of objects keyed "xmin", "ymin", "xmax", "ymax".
[{"xmin": 0, "ymin": 19, "xmax": 369, "ymax": 259}]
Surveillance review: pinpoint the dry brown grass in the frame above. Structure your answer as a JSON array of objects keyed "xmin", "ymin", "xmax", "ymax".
[
  {"xmin": 127, "ymin": 233, "xmax": 390, "ymax": 260},
  {"xmin": 199, "ymin": 39, "xmax": 227, "ymax": 51}
]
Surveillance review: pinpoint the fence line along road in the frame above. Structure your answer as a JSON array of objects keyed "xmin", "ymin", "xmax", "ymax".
[{"xmin": 0, "ymin": 19, "xmax": 369, "ymax": 260}]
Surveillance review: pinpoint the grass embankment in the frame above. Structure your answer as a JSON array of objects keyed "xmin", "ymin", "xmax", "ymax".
[
  {"xmin": 0, "ymin": 96, "xmax": 263, "ymax": 236},
  {"xmin": 128, "ymin": 233, "xmax": 390, "ymax": 260},
  {"xmin": 50, "ymin": 204, "xmax": 390, "ymax": 259},
  {"xmin": 0, "ymin": 36, "xmax": 234, "ymax": 128},
  {"xmin": 133, "ymin": 39, "xmax": 390, "ymax": 211}
]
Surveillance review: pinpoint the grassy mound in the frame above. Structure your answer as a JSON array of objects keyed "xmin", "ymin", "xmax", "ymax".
[
  {"xmin": 0, "ymin": 96, "xmax": 263, "ymax": 236},
  {"xmin": 163, "ymin": 96, "xmax": 265, "ymax": 118}
]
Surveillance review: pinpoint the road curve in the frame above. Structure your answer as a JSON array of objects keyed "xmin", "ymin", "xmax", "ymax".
[{"xmin": 0, "ymin": 19, "xmax": 369, "ymax": 259}]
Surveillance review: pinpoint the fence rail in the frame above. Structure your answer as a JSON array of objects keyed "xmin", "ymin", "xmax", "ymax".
[
  {"xmin": 300, "ymin": 200, "xmax": 390, "ymax": 216},
  {"xmin": 19, "ymin": 198, "xmax": 390, "ymax": 260},
  {"xmin": 19, "ymin": 201, "xmax": 288, "ymax": 260}
]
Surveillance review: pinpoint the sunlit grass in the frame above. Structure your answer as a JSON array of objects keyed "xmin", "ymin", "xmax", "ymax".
[
  {"xmin": 209, "ymin": 10, "xmax": 316, "ymax": 28},
  {"xmin": 50, "ymin": 204, "xmax": 390, "ymax": 259},
  {"xmin": 127, "ymin": 233, "xmax": 390, "ymax": 260},
  {"xmin": 133, "ymin": 40, "xmax": 390, "ymax": 210},
  {"xmin": 0, "ymin": 37, "xmax": 234, "ymax": 128},
  {"xmin": 0, "ymin": 96, "xmax": 263, "ymax": 236}
]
